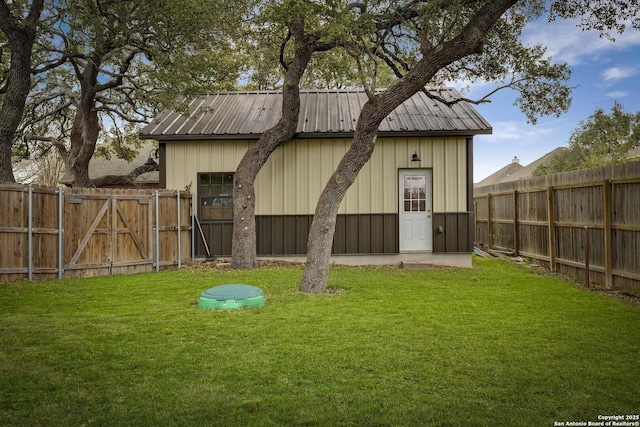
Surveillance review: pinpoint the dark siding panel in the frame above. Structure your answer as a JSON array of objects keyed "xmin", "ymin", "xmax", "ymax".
[
  {"xmin": 433, "ymin": 214, "xmax": 446, "ymax": 252},
  {"xmin": 296, "ymin": 216, "xmax": 310, "ymax": 253},
  {"xmin": 200, "ymin": 215, "xmax": 400, "ymax": 257},
  {"xmin": 257, "ymin": 217, "xmax": 271, "ymax": 255},
  {"xmin": 359, "ymin": 215, "xmax": 371, "ymax": 253},
  {"xmin": 462, "ymin": 213, "xmax": 473, "ymax": 251},
  {"xmin": 254, "ymin": 214, "xmax": 398, "ymax": 256},
  {"xmin": 433, "ymin": 212, "xmax": 473, "ymax": 253},
  {"xmin": 283, "ymin": 216, "xmax": 297, "ymax": 254},
  {"xmin": 271, "ymin": 216, "xmax": 284, "ymax": 254},
  {"xmin": 159, "ymin": 143, "xmax": 167, "ymax": 188},
  {"xmin": 197, "ymin": 222, "xmax": 233, "ymax": 257},
  {"xmin": 384, "ymin": 215, "xmax": 398, "ymax": 253},
  {"xmin": 371, "ymin": 215, "xmax": 384, "ymax": 252},
  {"xmin": 333, "ymin": 216, "xmax": 346, "ymax": 254},
  {"xmin": 258, "ymin": 215, "xmax": 310, "ymax": 256},
  {"xmin": 446, "ymin": 214, "xmax": 458, "ymax": 252},
  {"xmin": 345, "ymin": 215, "xmax": 360, "ymax": 254}
]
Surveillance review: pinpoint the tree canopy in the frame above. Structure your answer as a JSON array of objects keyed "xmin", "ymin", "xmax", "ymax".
[
  {"xmin": 3, "ymin": 0, "xmax": 251, "ymax": 186},
  {"xmin": 534, "ymin": 103, "xmax": 640, "ymax": 176}
]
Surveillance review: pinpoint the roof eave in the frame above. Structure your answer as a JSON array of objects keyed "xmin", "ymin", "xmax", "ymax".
[{"xmin": 139, "ymin": 128, "xmax": 492, "ymax": 142}]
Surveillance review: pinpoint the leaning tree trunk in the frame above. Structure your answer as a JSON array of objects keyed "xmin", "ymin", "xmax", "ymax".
[
  {"xmin": 299, "ymin": 115, "xmax": 380, "ymax": 293},
  {"xmin": 232, "ymin": 121, "xmax": 301, "ymax": 269},
  {"xmin": 299, "ymin": 93, "xmax": 423, "ymax": 292},
  {"xmin": 231, "ymin": 23, "xmax": 321, "ymax": 269},
  {"xmin": 0, "ymin": 0, "xmax": 44, "ymax": 182},
  {"xmin": 299, "ymin": 82, "xmax": 443, "ymax": 293},
  {"xmin": 298, "ymin": 0, "xmax": 516, "ymax": 293}
]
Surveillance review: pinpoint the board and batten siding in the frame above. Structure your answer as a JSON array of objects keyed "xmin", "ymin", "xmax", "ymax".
[{"xmin": 164, "ymin": 136, "xmax": 469, "ymax": 215}]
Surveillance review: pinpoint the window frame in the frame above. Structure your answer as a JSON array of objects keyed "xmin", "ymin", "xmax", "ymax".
[{"xmin": 198, "ymin": 172, "xmax": 234, "ymax": 222}]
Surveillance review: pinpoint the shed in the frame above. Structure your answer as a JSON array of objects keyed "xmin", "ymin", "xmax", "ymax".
[{"xmin": 140, "ymin": 88, "xmax": 491, "ymax": 267}]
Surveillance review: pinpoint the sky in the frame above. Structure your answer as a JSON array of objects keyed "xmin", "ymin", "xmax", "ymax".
[{"xmin": 456, "ymin": 18, "xmax": 640, "ymax": 183}]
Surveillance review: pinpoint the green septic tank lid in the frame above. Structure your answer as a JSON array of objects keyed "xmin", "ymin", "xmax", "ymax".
[{"xmin": 198, "ymin": 284, "xmax": 265, "ymax": 310}]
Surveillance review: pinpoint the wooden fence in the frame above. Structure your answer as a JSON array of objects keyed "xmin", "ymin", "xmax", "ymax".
[
  {"xmin": 474, "ymin": 161, "xmax": 640, "ymax": 295},
  {"xmin": 0, "ymin": 184, "xmax": 192, "ymax": 282}
]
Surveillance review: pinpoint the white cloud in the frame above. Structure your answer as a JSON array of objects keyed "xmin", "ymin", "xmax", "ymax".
[
  {"xmin": 484, "ymin": 120, "xmax": 554, "ymax": 143},
  {"xmin": 523, "ymin": 19, "xmax": 640, "ymax": 66},
  {"xmin": 602, "ymin": 67, "xmax": 637, "ymax": 81},
  {"xmin": 605, "ymin": 90, "xmax": 629, "ymax": 98}
]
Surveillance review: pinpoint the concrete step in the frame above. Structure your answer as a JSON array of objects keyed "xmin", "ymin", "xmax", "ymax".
[{"xmin": 401, "ymin": 262, "xmax": 435, "ymax": 270}]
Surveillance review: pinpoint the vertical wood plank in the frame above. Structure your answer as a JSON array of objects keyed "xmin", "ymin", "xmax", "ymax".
[
  {"xmin": 547, "ymin": 186, "xmax": 556, "ymax": 272},
  {"xmin": 602, "ymin": 179, "xmax": 613, "ymax": 288},
  {"xmin": 584, "ymin": 226, "xmax": 590, "ymax": 287}
]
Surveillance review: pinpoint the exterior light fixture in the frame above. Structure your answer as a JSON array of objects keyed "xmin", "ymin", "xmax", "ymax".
[
  {"xmin": 144, "ymin": 148, "xmax": 159, "ymax": 166},
  {"xmin": 411, "ymin": 151, "xmax": 421, "ymax": 162}
]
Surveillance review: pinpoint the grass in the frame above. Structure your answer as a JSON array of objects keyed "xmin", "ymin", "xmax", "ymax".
[{"xmin": 1, "ymin": 257, "xmax": 638, "ymax": 426}]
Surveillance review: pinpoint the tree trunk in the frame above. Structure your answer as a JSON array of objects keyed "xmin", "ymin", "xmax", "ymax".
[
  {"xmin": 299, "ymin": 117, "xmax": 379, "ymax": 292},
  {"xmin": 231, "ymin": 23, "xmax": 318, "ymax": 269},
  {"xmin": 67, "ymin": 99, "xmax": 100, "ymax": 187},
  {"xmin": 299, "ymin": 103, "xmax": 383, "ymax": 293},
  {"xmin": 0, "ymin": 0, "xmax": 44, "ymax": 182},
  {"xmin": 299, "ymin": 0, "xmax": 516, "ymax": 293}
]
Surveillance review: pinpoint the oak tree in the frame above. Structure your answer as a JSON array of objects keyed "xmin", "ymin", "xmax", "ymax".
[
  {"xmin": 19, "ymin": 0, "xmax": 247, "ymax": 187},
  {"xmin": 299, "ymin": 0, "xmax": 639, "ymax": 293},
  {"xmin": 232, "ymin": 1, "xmax": 361, "ymax": 269}
]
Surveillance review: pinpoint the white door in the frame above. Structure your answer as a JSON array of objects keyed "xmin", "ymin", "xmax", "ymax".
[{"xmin": 399, "ymin": 169, "xmax": 432, "ymax": 252}]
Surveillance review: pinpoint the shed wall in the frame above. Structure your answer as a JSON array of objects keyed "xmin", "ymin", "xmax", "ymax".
[{"xmin": 165, "ymin": 136, "xmax": 468, "ymax": 215}]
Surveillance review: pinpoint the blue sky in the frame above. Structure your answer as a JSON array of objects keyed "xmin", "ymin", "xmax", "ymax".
[{"xmin": 457, "ymin": 18, "xmax": 640, "ymax": 182}]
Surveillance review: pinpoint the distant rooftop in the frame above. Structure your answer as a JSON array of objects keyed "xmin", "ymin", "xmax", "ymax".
[
  {"xmin": 140, "ymin": 88, "xmax": 492, "ymax": 141},
  {"xmin": 475, "ymin": 148, "xmax": 567, "ymax": 187}
]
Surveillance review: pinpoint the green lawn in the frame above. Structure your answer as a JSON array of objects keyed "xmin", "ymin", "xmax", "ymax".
[{"xmin": 1, "ymin": 258, "xmax": 638, "ymax": 426}]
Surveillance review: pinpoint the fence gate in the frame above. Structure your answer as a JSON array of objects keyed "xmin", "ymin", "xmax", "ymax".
[{"xmin": 66, "ymin": 193, "xmax": 153, "ymax": 275}]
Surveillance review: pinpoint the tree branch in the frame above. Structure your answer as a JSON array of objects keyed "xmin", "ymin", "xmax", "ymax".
[
  {"xmin": 24, "ymin": 135, "xmax": 69, "ymax": 159},
  {"xmin": 279, "ymin": 29, "xmax": 293, "ymax": 71},
  {"xmin": 93, "ymin": 49, "xmax": 138, "ymax": 93},
  {"xmin": 32, "ymin": 54, "xmax": 68, "ymax": 74}
]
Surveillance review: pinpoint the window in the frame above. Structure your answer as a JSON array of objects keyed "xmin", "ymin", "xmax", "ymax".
[
  {"xmin": 403, "ymin": 175, "xmax": 426, "ymax": 212},
  {"xmin": 199, "ymin": 173, "xmax": 233, "ymax": 221}
]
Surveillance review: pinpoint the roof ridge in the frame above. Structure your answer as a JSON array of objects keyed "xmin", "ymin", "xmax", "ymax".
[{"xmin": 194, "ymin": 87, "xmax": 452, "ymax": 96}]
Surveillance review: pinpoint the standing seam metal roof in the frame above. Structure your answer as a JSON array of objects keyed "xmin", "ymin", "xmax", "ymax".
[{"xmin": 140, "ymin": 88, "xmax": 492, "ymax": 140}]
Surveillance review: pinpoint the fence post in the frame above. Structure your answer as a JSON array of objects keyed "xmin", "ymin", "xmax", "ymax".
[
  {"xmin": 191, "ymin": 193, "xmax": 195, "ymax": 262},
  {"xmin": 58, "ymin": 187, "xmax": 64, "ymax": 279},
  {"xmin": 513, "ymin": 190, "xmax": 519, "ymax": 256},
  {"xmin": 27, "ymin": 186, "xmax": 33, "ymax": 281},
  {"xmin": 176, "ymin": 190, "xmax": 181, "ymax": 268},
  {"xmin": 155, "ymin": 190, "xmax": 160, "ymax": 272},
  {"xmin": 487, "ymin": 193, "xmax": 493, "ymax": 248},
  {"xmin": 547, "ymin": 186, "xmax": 556, "ymax": 272},
  {"xmin": 602, "ymin": 179, "xmax": 613, "ymax": 288}
]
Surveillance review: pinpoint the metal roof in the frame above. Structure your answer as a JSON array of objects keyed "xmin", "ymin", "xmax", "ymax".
[{"xmin": 140, "ymin": 88, "xmax": 492, "ymax": 141}]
